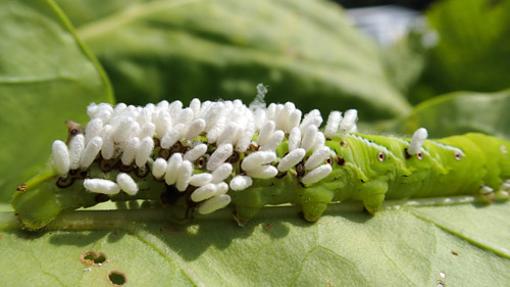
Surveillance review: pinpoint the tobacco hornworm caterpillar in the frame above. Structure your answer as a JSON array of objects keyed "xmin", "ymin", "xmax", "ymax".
[{"xmin": 11, "ymin": 85, "xmax": 510, "ymax": 230}]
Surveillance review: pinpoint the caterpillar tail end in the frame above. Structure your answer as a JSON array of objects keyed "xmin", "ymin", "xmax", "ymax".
[{"xmin": 11, "ymin": 168, "xmax": 96, "ymax": 230}]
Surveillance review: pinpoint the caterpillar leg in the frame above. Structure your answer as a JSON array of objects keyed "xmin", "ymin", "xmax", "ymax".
[
  {"xmin": 231, "ymin": 188, "xmax": 265, "ymax": 224},
  {"xmin": 360, "ymin": 180, "xmax": 388, "ymax": 215},
  {"xmin": 234, "ymin": 206, "xmax": 263, "ymax": 225},
  {"xmin": 299, "ymin": 187, "xmax": 335, "ymax": 222},
  {"xmin": 495, "ymin": 180, "xmax": 510, "ymax": 201}
]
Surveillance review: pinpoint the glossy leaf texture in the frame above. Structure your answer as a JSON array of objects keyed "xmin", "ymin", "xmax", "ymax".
[
  {"xmin": 410, "ymin": 0, "xmax": 510, "ymax": 103},
  {"xmin": 0, "ymin": 0, "xmax": 113, "ymax": 202},
  {"xmin": 1, "ymin": 201, "xmax": 509, "ymax": 286},
  {"xmin": 54, "ymin": 0, "xmax": 411, "ymax": 120},
  {"xmin": 397, "ymin": 90, "xmax": 510, "ymax": 138}
]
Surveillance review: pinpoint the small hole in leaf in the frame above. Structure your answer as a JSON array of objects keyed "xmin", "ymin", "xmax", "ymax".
[
  {"xmin": 109, "ymin": 271, "xmax": 126, "ymax": 286},
  {"xmin": 94, "ymin": 253, "xmax": 106, "ymax": 264},
  {"xmin": 81, "ymin": 251, "xmax": 107, "ymax": 266}
]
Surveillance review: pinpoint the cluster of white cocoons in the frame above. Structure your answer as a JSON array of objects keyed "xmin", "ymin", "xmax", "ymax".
[
  {"xmin": 50, "ymin": 85, "xmax": 360, "ymax": 214},
  {"xmin": 83, "ymin": 173, "xmax": 138, "ymax": 196}
]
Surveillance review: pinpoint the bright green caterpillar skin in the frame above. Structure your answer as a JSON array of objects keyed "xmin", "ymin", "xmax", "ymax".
[
  {"xmin": 232, "ymin": 132, "xmax": 510, "ymax": 222},
  {"xmin": 11, "ymin": 132, "xmax": 510, "ymax": 230}
]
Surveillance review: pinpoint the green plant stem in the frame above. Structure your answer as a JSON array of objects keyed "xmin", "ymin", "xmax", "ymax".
[{"xmin": 0, "ymin": 196, "xmax": 479, "ymax": 231}]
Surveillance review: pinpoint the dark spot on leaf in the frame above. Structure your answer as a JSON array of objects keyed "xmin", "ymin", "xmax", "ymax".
[
  {"xmin": 336, "ymin": 157, "xmax": 345, "ymax": 166},
  {"xmin": 108, "ymin": 271, "xmax": 126, "ymax": 286},
  {"xmin": 451, "ymin": 250, "xmax": 459, "ymax": 256},
  {"xmin": 16, "ymin": 183, "xmax": 27, "ymax": 192}
]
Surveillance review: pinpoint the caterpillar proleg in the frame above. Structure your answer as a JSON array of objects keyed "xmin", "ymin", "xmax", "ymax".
[{"xmin": 11, "ymin": 86, "xmax": 510, "ymax": 230}]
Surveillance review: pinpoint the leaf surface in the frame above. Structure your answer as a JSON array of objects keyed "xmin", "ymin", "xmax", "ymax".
[
  {"xmin": 1, "ymin": 201, "xmax": 509, "ymax": 286},
  {"xmin": 0, "ymin": 0, "xmax": 113, "ymax": 202},
  {"xmin": 397, "ymin": 90, "xmax": 510, "ymax": 137}
]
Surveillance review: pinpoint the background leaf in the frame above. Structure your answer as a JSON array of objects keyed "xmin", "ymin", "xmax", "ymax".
[
  {"xmin": 381, "ymin": 29, "xmax": 427, "ymax": 96},
  {"xmin": 0, "ymin": 0, "xmax": 113, "ymax": 202},
  {"xmin": 396, "ymin": 90, "xmax": 510, "ymax": 138},
  {"xmin": 1, "ymin": 201, "xmax": 509, "ymax": 286},
  {"xmin": 54, "ymin": 0, "xmax": 411, "ymax": 120},
  {"xmin": 410, "ymin": 0, "xmax": 510, "ymax": 103}
]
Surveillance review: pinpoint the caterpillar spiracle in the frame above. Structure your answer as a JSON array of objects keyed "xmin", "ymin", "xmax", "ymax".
[{"xmin": 12, "ymin": 85, "xmax": 510, "ymax": 230}]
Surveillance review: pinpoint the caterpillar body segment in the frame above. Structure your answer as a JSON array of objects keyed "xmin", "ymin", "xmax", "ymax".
[{"xmin": 11, "ymin": 91, "xmax": 510, "ymax": 230}]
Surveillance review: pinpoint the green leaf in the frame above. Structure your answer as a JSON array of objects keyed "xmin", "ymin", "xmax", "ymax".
[
  {"xmin": 1, "ymin": 201, "xmax": 509, "ymax": 286},
  {"xmin": 396, "ymin": 90, "xmax": 510, "ymax": 138},
  {"xmin": 54, "ymin": 0, "xmax": 410, "ymax": 120},
  {"xmin": 381, "ymin": 30, "xmax": 427, "ymax": 95},
  {"xmin": 410, "ymin": 0, "xmax": 510, "ymax": 103},
  {"xmin": 0, "ymin": 0, "xmax": 113, "ymax": 202}
]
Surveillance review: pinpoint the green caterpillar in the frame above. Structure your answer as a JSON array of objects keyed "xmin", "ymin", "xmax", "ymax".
[
  {"xmin": 11, "ymin": 95, "xmax": 510, "ymax": 230},
  {"xmin": 232, "ymin": 131, "xmax": 510, "ymax": 222}
]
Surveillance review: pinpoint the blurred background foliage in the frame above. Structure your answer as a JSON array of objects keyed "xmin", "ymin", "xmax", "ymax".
[
  {"xmin": 1, "ymin": 0, "xmax": 510, "ymax": 200},
  {"xmin": 410, "ymin": 0, "xmax": 510, "ymax": 104},
  {"xmin": 53, "ymin": 0, "xmax": 510, "ymax": 128},
  {"xmin": 55, "ymin": 0, "xmax": 410, "ymax": 120}
]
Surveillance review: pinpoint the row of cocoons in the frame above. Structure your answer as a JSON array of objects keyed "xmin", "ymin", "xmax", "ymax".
[{"xmin": 50, "ymin": 89, "xmax": 361, "ymax": 215}]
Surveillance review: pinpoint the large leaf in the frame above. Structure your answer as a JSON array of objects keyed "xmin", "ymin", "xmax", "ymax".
[
  {"xmin": 1, "ymin": 200, "xmax": 509, "ymax": 286},
  {"xmin": 396, "ymin": 90, "xmax": 510, "ymax": 138},
  {"xmin": 0, "ymin": 0, "xmax": 113, "ymax": 202},
  {"xmin": 410, "ymin": 0, "xmax": 510, "ymax": 103},
  {"xmin": 382, "ymin": 29, "xmax": 427, "ymax": 96},
  {"xmin": 54, "ymin": 0, "xmax": 410, "ymax": 120}
]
